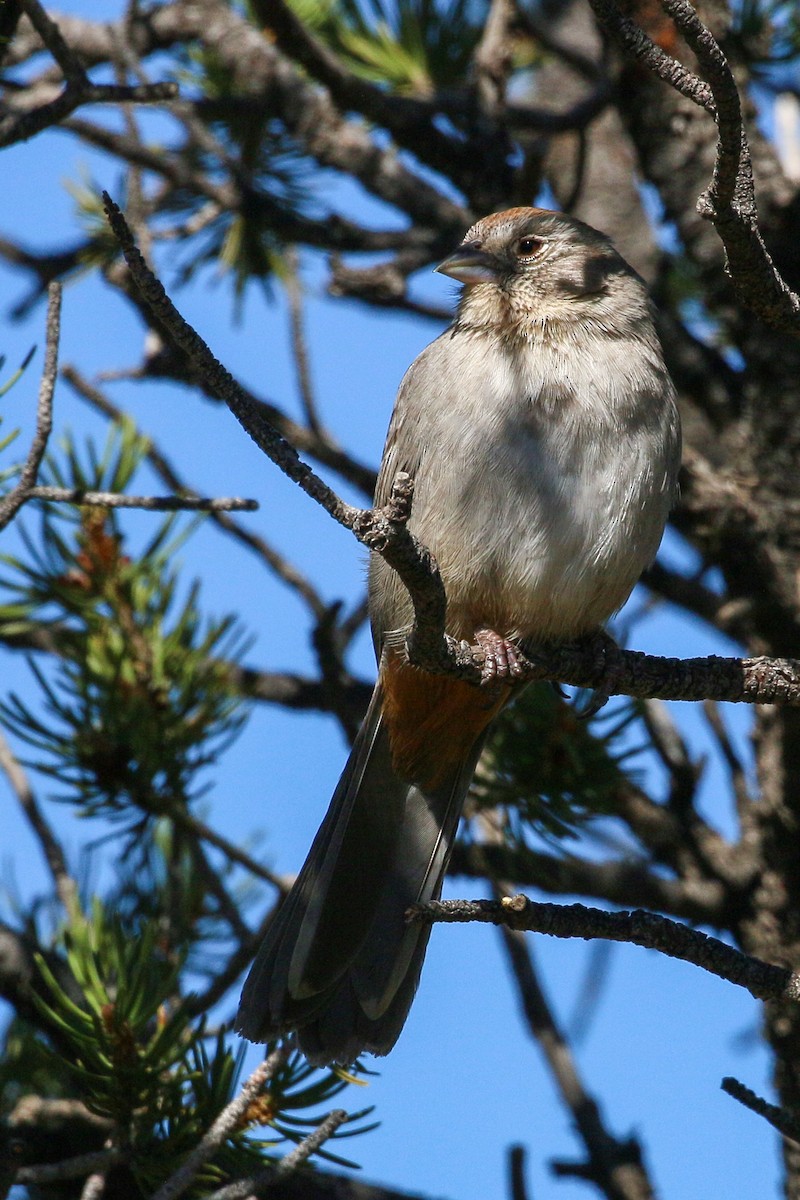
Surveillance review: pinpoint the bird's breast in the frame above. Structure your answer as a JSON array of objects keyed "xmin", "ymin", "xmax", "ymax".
[{"xmin": 370, "ymin": 327, "xmax": 680, "ymax": 645}]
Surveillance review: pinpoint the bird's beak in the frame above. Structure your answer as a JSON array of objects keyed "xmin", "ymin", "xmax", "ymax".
[{"xmin": 435, "ymin": 243, "xmax": 499, "ymax": 285}]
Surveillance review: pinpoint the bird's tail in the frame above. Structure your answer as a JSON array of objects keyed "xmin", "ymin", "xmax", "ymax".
[{"xmin": 235, "ymin": 679, "xmax": 491, "ymax": 1065}]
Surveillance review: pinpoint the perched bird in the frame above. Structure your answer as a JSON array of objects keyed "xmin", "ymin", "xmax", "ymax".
[{"xmin": 236, "ymin": 207, "xmax": 681, "ymax": 1065}]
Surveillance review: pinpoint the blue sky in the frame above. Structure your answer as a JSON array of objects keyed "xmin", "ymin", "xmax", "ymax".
[{"xmin": 0, "ymin": 5, "xmax": 782, "ymax": 1197}]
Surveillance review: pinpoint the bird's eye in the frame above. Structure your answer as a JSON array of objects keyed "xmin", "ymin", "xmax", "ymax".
[{"xmin": 516, "ymin": 236, "xmax": 543, "ymax": 258}]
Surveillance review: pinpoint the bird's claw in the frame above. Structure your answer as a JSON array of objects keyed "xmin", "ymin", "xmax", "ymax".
[
  {"xmin": 474, "ymin": 628, "xmax": 526, "ymax": 687},
  {"xmin": 576, "ymin": 629, "xmax": 620, "ymax": 719}
]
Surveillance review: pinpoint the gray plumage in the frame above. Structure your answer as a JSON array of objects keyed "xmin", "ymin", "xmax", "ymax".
[{"xmin": 235, "ymin": 208, "xmax": 681, "ymax": 1065}]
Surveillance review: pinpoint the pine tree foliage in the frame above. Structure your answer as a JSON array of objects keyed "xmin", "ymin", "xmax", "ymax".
[{"xmin": 2, "ymin": 0, "xmax": 800, "ymax": 1197}]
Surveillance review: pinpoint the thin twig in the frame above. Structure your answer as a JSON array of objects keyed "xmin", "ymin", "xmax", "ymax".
[
  {"xmin": 150, "ymin": 1047, "xmax": 290, "ymax": 1200},
  {"xmin": 587, "ymin": 0, "xmax": 713, "ymax": 111},
  {"xmin": 410, "ymin": 895, "xmax": 800, "ymax": 1005},
  {"xmin": 702, "ymin": 700, "xmax": 752, "ymax": 816},
  {"xmin": 62, "ymin": 367, "xmax": 327, "ymax": 618},
  {"xmin": 273, "ymin": 1109, "xmax": 348, "ymax": 1174},
  {"xmin": 27, "ymin": 486, "xmax": 258, "ymax": 511},
  {"xmin": 497, "ymin": 907, "xmax": 653, "ymax": 1199},
  {"xmin": 203, "ymin": 1109, "xmax": 349, "ymax": 1200},
  {"xmin": 0, "ymin": 78, "xmax": 177, "ymax": 149},
  {"xmin": 0, "ymin": 282, "xmax": 59, "ymax": 532},
  {"xmin": 167, "ymin": 802, "xmax": 291, "ymax": 893},
  {"xmin": 722, "ymin": 1077, "xmax": 800, "ymax": 1145},
  {"xmin": 508, "ymin": 1145, "xmax": 530, "ymax": 1200},
  {"xmin": 20, "ymin": 0, "xmax": 87, "ymax": 85},
  {"xmin": 588, "ymin": 0, "xmax": 800, "ymax": 330},
  {"xmin": 0, "ymin": 730, "xmax": 79, "ymax": 917},
  {"xmin": 284, "ymin": 247, "xmax": 323, "ymax": 436}
]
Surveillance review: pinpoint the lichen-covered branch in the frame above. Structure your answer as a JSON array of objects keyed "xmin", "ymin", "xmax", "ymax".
[{"xmin": 411, "ymin": 895, "xmax": 800, "ymax": 1005}]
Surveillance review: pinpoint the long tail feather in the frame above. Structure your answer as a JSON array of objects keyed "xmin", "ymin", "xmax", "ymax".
[{"xmin": 235, "ymin": 683, "xmax": 486, "ymax": 1065}]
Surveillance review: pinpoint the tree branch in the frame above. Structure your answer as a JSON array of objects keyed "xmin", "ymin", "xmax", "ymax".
[
  {"xmin": 151, "ymin": 1048, "xmax": 290, "ymax": 1200},
  {"xmin": 505, "ymin": 641, "xmax": 800, "ymax": 707},
  {"xmin": 102, "ymin": 193, "xmax": 800, "ymax": 711},
  {"xmin": 26, "ymin": 486, "xmax": 257, "ymax": 512},
  {"xmin": 588, "ymin": 0, "xmax": 800, "ymax": 329},
  {"xmin": 0, "ymin": 68, "xmax": 176, "ymax": 149},
  {"xmin": 497, "ymin": 909, "xmax": 654, "ymax": 1200},
  {"xmin": 0, "ymin": 730, "xmax": 79, "ymax": 917},
  {"xmin": 722, "ymin": 1076, "xmax": 800, "ymax": 1145},
  {"xmin": 410, "ymin": 895, "xmax": 800, "ymax": 1005},
  {"xmin": 0, "ymin": 282, "xmax": 59, "ymax": 531},
  {"xmin": 449, "ymin": 842, "xmax": 727, "ymax": 925},
  {"xmin": 204, "ymin": 1110, "xmax": 349, "ymax": 1200}
]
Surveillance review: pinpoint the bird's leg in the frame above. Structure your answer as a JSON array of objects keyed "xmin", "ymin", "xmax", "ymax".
[{"xmin": 473, "ymin": 628, "xmax": 527, "ymax": 687}]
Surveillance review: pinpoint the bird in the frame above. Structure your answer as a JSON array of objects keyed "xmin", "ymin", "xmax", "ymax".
[{"xmin": 235, "ymin": 207, "xmax": 682, "ymax": 1066}]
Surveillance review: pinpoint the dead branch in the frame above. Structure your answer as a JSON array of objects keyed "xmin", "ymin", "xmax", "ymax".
[
  {"xmin": 26, "ymin": 487, "xmax": 257, "ymax": 512},
  {"xmin": 722, "ymin": 1077, "xmax": 800, "ymax": 1145},
  {"xmin": 0, "ymin": 0, "xmax": 176, "ymax": 148},
  {"xmin": 410, "ymin": 895, "xmax": 800, "ymax": 1005},
  {"xmin": 0, "ymin": 730, "xmax": 78, "ymax": 916},
  {"xmin": 204, "ymin": 1110, "xmax": 349, "ymax": 1200},
  {"xmin": 497, "ymin": 910, "xmax": 654, "ymax": 1199},
  {"xmin": 587, "ymin": 0, "xmax": 800, "ymax": 329}
]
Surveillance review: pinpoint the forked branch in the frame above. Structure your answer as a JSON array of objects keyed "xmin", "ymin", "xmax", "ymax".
[
  {"xmin": 101, "ymin": 193, "xmax": 800, "ymax": 709},
  {"xmin": 588, "ymin": 0, "xmax": 800, "ymax": 329}
]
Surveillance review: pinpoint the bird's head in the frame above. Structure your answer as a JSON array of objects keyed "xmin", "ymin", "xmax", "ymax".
[{"xmin": 436, "ymin": 207, "xmax": 647, "ymax": 338}]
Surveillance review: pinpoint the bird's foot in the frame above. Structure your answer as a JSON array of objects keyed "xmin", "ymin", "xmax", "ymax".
[
  {"xmin": 474, "ymin": 628, "xmax": 527, "ymax": 688},
  {"xmin": 575, "ymin": 629, "xmax": 621, "ymax": 718}
]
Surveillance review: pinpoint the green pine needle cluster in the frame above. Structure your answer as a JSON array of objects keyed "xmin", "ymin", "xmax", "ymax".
[
  {"xmin": 10, "ymin": 905, "xmax": 375, "ymax": 1194},
  {"xmin": 0, "ymin": 419, "xmax": 377, "ymax": 1188},
  {"xmin": 283, "ymin": 0, "xmax": 483, "ymax": 94},
  {"xmin": 475, "ymin": 684, "xmax": 642, "ymax": 842},
  {"xmin": 0, "ymin": 419, "xmax": 248, "ymax": 823}
]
